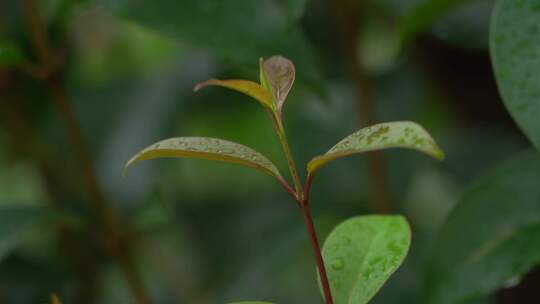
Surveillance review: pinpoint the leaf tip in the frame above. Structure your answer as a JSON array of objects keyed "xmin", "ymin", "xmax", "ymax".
[
  {"xmin": 123, "ymin": 154, "xmax": 140, "ymax": 177},
  {"xmin": 434, "ymin": 148, "xmax": 446, "ymax": 161},
  {"xmin": 193, "ymin": 79, "xmax": 216, "ymax": 92}
]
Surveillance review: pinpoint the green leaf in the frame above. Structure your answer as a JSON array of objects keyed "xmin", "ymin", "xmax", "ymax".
[
  {"xmin": 261, "ymin": 55, "xmax": 295, "ymax": 111},
  {"xmin": 490, "ymin": 0, "xmax": 540, "ymax": 152},
  {"xmin": 0, "ymin": 40, "xmax": 24, "ymax": 66},
  {"xmin": 194, "ymin": 79, "xmax": 274, "ymax": 109},
  {"xmin": 0, "ymin": 207, "xmax": 69, "ymax": 262},
  {"xmin": 307, "ymin": 121, "xmax": 444, "ymax": 176},
  {"xmin": 321, "ymin": 215, "xmax": 411, "ymax": 304},
  {"xmin": 125, "ymin": 137, "xmax": 283, "ymax": 181},
  {"xmin": 425, "ymin": 150, "xmax": 540, "ymax": 304},
  {"xmin": 399, "ymin": 0, "xmax": 471, "ymax": 44}
]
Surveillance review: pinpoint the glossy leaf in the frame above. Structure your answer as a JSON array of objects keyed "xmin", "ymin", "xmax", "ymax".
[
  {"xmin": 320, "ymin": 215, "xmax": 411, "ymax": 304},
  {"xmin": 425, "ymin": 150, "xmax": 540, "ymax": 304},
  {"xmin": 491, "ymin": 0, "xmax": 540, "ymax": 152},
  {"xmin": 261, "ymin": 55, "xmax": 295, "ymax": 111},
  {"xmin": 399, "ymin": 0, "xmax": 471, "ymax": 44},
  {"xmin": 0, "ymin": 208, "xmax": 68, "ymax": 262},
  {"xmin": 308, "ymin": 121, "xmax": 444, "ymax": 175},
  {"xmin": 0, "ymin": 40, "xmax": 24, "ymax": 66},
  {"xmin": 125, "ymin": 137, "xmax": 282, "ymax": 180},
  {"xmin": 194, "ymin": 79, "xmax": 273, "ymax": 110}
]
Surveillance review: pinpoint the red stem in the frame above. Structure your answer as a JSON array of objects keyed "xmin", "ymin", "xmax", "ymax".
[{"xmin": 300, "ymin": 202, "xmax": 334, "ymax": 304}]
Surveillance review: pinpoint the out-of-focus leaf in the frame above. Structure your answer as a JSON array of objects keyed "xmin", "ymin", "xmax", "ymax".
[
  {"xmin": 491, "ymin": 0, "xmax": 540, "ymax": 152},
  {"xmin": 0, "ymin": 207, "xmax": 71, "ymax": 262},
  {"xmin": 425, "ymin": 150, "xmax": 540, "ymax": 304},
  {"xmin": 0, "ymin": 40, "xmax": 24, "ymax": 66},
  {"xmin": 400, "ymin": 0, "xmax": 471, "ymax": 44},
  {"xmin": 261, "ymin": 55, "xmax": 295, "ymax": 111},
  {"xmin": 320, "ymin": 215, "xmax": 411, "ymax": 304},
  {"xmin": 101, "ymin": 0, "xmax": 324, "ymax": 95},
  {"xmin": 430, "ymin": 0, "xmax": 493, "ymax": 50},
  {"xmin": 307, "ymin": 121, "xmax": 444, "ymax": 176},
  {"xmin": 51, "ymin": 294, "xmax": 61, "ymax": 304},
  {"xmin": 70, "ymin": 17, "xmax": 183, "ymax": 84},
  {"xmin": 358, "ymin": 17, "xmax": 400, "ymax": 74},
  {"xmin": 278, "ymin": 0, "xmax": 310, "ymax": 21},
  {"xmin": 125, "ymin": 137, "xmax": 283, "ymax": 181},
  {"xmin": 194, "ymin": 79, "xmax": 273, "ymax": 109}
]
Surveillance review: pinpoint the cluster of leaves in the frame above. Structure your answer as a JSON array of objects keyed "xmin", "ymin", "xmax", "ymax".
[{"xmin": 125, "ymin": 55, "xmax": 443, "ymax": 303}]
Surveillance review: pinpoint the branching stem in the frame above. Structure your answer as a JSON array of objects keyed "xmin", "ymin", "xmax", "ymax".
[{"xmin": 270, "ymin": 110, "xmax": 334, "ymax": 304}]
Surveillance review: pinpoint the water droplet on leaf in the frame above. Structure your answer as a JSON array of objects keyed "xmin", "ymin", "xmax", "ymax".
[{"xmin": 331, "ymin": 258, "xmax": 345, "ymax": 270}]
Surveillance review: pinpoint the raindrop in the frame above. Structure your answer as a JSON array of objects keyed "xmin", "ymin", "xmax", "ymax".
[{"xmin": 331, "ymin": 258, "xmax": 345, "ymax": 270}]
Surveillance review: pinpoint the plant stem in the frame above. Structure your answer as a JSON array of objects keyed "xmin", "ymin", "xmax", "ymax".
[
  {"xmin": 21, "ymin": 1, "xmax": 151, "ymax": 303},
  {"xmin": 269, "ymin": 109, "xmax": 333, "ymax": 303},
  {"xmin": 300, "ymin": 197, "xmax": 333, "ymax": 304},
  {"xmin": 273, "ymin": 113, "xmax": 304, "ymax": 198}
]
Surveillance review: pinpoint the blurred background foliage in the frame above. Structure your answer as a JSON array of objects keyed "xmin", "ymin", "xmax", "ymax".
[{"xmin": 0, "ymin": 0, "xmax": 539, "ymax": 303}]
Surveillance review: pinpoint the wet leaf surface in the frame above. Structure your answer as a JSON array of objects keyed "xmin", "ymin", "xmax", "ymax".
[
  {"xmin": 491, "ymin": 0, "xmax": 540, "ymax": 152},
  {"xmin": 425, "ymin": 150, "xmax": 540, "ymax": 304},
  {"xmin": 320, "ymin": 215, "xmax": 411, "ymax": 304},
  {"xmin": 125, "ymin": 137, "xmax": 282, "ymax": 180},
  {"xmin": 308, "ymin": 121, "xmax": 444, "ymax": 175}
]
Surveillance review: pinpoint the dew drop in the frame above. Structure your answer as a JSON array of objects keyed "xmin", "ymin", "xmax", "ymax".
[{"xmin": 331, "ymin": 258, "xmax": 345, "ymax": 270}]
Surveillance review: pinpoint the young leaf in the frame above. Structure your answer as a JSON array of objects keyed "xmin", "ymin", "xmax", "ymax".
[
  {"xmin": 194, "ymin": 79, "xmax": 274, "ymax": 110},
  {"xmin": 320, "ymin": 215, "xmax": 411, "ymax": 304},
  {"xmin": 491, "ymin": 0, "xmax": 540, "ymax": 152},
  {"xmin": 125, "ymin": 137, "xmax": 282, "ymax": 180},
  {"xmin": 261, "ymin": 55, "xmax": 295, "ymax": 111},
  {"xmin": 307, "ymin": 121, "xmax": 444, "ymax": 176},
  {"xmin": 425, "ymin": 150, "xmax": 540, "ymax": 304}
]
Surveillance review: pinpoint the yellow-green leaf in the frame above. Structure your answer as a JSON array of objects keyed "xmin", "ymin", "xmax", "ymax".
[
  {"xmin": 194, "ymin": 79, "xmax": 273, "ymax": 109},
  {"xmin": 308, "ymin": 121, "xmax": 444, "ymax": 175},
  {"xmin": 125, "ymin": 137, "xmax": 282, "ymax": 180},
  {"xmin": 261, "ymin": 55, "xmax": 295, "ymax": 111}
]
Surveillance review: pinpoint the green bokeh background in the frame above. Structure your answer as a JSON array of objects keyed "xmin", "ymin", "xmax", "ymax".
[{"xmin": 0, "ymin": 0, "xmax": 538, "ymax": 303}]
